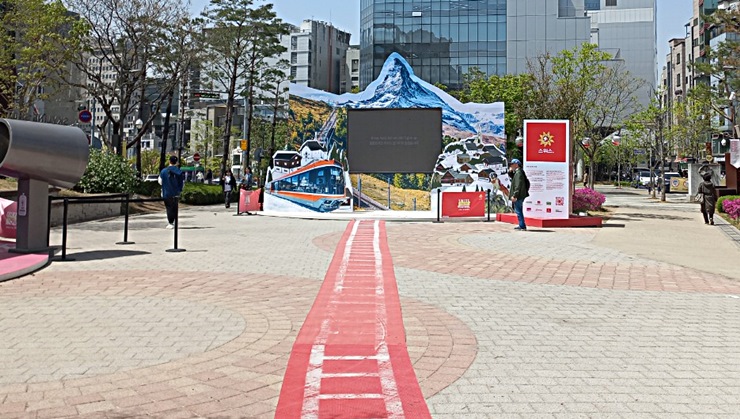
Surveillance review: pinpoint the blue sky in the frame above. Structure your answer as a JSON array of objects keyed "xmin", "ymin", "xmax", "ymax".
[{"xmin": 191, "ymin": 0, "xmax": 693, "ymax": 64}]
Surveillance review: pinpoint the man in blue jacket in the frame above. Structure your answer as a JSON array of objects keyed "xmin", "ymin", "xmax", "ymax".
[{"xmin": 159, "ymin": 155, "xmax": 184, "ymax": 229}]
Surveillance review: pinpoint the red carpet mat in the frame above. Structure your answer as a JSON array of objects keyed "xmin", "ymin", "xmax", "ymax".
[{"xmin": 276, "ymin": 220, "xmax": 430, "ymax": 418}]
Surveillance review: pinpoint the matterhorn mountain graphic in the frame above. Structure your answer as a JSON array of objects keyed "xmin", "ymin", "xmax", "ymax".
[{"xmin": 289, "ymin": 52, "xmax": 505, "ymax": 143}]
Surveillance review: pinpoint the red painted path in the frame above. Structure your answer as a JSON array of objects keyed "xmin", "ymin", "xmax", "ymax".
[{"xmin": 276, "ymin": 220, "xmax": 430, "ymax": 419}]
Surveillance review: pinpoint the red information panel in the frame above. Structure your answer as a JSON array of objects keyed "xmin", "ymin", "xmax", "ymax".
[
  {"xmin": 525, "ymin": 121, "xmax": 568, "ymax": 163},
  {"xmin": 441, "ymin": 191, "xmax": 486, "ymax": 218},
  {"xmin": 0, "ymin": 198, "xmax": 17, "ymax": 239},
  {"xmin": 239, "ymin": 188, "xmax": 261, "ymax": 212}
]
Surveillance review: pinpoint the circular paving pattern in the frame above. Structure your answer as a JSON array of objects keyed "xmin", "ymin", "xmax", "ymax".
[
  {"xmin": 0, "ymin": 271, "xmax": 476, "ymax": 418},
  {"xmin": 0, "ymin": 296, "xmax": 246, "ymax": 384}
]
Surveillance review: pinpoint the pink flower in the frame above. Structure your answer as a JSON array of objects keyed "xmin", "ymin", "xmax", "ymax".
[{"xmin": 572, "ymin": 187, "xmax": 606, "ymax": 212}]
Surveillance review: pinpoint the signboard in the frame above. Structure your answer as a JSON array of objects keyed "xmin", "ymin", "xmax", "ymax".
[
  {"xmin": 441, "ymin": 191, "xmax": 486, "ymax": 218},
  {"xmin": 670, "ymin": 177, "xmax": 689, "ymax": 193},
  {"xmin": 523, "ymin": 120, "xmax": 570, "ymax": 220},
  {"xmin": 192, "ymin": 91, "xmax": 220, "ymax": 99},
  {"xmin": 193, "ymin": 153, "xmax": 200, "ymax": 162},
  {"xmin": 78, "ymin": 110, "xmax": 92, "ymax": 123},
  {"xmin": 731, "ymin": 139, "xmax": 740, "ymax": 169}
]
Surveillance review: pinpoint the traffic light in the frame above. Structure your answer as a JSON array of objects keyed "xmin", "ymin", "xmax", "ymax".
[{"xmin": 240, "ymin": 140, "xmax": 247, "ymax": 150}]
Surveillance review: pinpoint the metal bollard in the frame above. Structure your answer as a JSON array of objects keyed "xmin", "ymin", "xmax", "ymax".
[
  {"xmin": 53, "ymin": 198, "xmax": 75, "ymax": 261},
  {"xmin": 116, "ymin": 194, "xmax": 135, "ymax": 245},
  {"xmin": 166, "ymin": 197, "xmax": 186, "ymax": 253}
]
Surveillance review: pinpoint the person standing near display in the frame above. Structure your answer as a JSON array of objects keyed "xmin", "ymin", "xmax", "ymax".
[{"xmin": 508, "ymin": 158, "xmax": 530, "ymax": 231}]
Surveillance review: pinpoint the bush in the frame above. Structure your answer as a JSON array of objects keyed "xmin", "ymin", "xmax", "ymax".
[
  {"xmin": 180, "ymin": 183, "xmax": 232, "ymax": 205},
  {"xmin": 722, "ymin": 198, "xmax": 740, "ymax": 220},
  {"xmin": 134, "ymin": 180, "xmax": 161, "ymax": 197},
  {"xmin": 76, "ymin": 149, "xmax": 139, "ymax": 193},
  {"xmin": 572, "ymin": 187, "xmax": 606, "ymax": 212},
  {"xmin": 717, "ymin": 195, "xmax": 740, "ymax": 214}
]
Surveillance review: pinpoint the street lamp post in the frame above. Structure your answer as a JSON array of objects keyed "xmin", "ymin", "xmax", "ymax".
[{"xmin": 135, "ymin": 118, "xmax": 143, "ymax": 178}]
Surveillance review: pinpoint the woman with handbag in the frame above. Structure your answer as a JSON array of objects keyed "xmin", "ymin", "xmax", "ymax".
[{"xmin": 697, "ymin": 168, "xmax": 717, "ymax": 225}]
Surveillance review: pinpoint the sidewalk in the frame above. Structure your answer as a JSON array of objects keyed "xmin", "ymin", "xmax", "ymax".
[{"xmin": 0, "ymin": 190, "xmax": 739, "ymax": 418}]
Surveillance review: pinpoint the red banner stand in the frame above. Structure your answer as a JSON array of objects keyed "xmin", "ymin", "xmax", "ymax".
[
  {"xmin": 441, "ymin": 191, "xmax": 487, "ymax": 218},
  {"xmin": 237, "ymin": 188, "xmax": 261, "ymax": 215}
]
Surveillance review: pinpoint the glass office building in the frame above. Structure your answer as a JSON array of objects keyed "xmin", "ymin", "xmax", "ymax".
[
  {"xmin": 360, "ymin": 0, "xmax": 655, "ymax": 104},
  {"xmin": 359, "ymin": 0, "xmax": 508, "ymax": 89}
]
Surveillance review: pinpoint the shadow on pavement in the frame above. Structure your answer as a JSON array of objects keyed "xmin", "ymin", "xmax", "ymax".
[
  {"xmin": 617, "ymin": 213, "xmax": 693, "ymax": 221},
  {"xmin": 602, "ymin": 223, "xmax": 626, "ymax": 228},
  {"xmin": 57, "ymin": 249, "xmax": 151, "ymax": 262}
]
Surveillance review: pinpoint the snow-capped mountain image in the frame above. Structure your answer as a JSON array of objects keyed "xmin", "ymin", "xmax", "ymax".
[{"xmin": 289, "ymin": 53, "xmax": 505, "ymax": 147}]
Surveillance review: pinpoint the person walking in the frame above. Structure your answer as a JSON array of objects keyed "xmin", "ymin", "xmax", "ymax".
[
  {"xmin": 220, "ymin": 169, "xmax": 237, "ymax": 208},
  {"xmin": 582, "ymin": 169, "xmax": 589, "ymax": 188},
  {"xmin": 508, "ymin": 158, "xmax": 530, "ymax": 231},
  {"xmin": 697, "ymin": 164, "xmax": 717, "ymax": 225},
  {"xmin": 158, "ymin": 155, "xmax": 184, "ymax": 229}
]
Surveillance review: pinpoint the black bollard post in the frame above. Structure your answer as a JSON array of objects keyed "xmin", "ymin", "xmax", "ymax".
[
  {"xmin": 487, "ymin": 189, "xmax": 491, "ymax": 222},
  {"xmin": 166, "ymin": 197, "xmax": 186, "ymax": 253},
  {"xmin": 116, "ymin": 194, "xmax": 135, "ymax": 245},
  {"xmin": 435, "ymin": 188, "xmax": 442, "ymax": 223},
  {"xmin": 54, "ymin": 198, "xmax": 74, "ymax": 261}
]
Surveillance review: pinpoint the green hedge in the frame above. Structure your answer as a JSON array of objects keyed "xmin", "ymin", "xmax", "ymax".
[
  {"xmin": 717, "ymin": 195, "xmax": 740, "ymax": 213},
  {"xmin": 134, "ymin": 180, "xmax": 161, "ymax": 197},
  {"xmin": 180, "ymin": 183, "xmax": 233, "ymax": 205}
]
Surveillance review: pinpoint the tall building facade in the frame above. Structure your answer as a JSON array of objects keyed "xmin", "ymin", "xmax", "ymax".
[
  {"xmin": 360, "ymin": 0, "xmax": 511, "ymax": 89},
  {"xmin": 289, "ymin": 20, "xmax": 352, "ymax": 94},
  {"xmin": 360, "ymin": 0, "xmax": 655, "ymax": 102},
  {"xmin": 585, "ymin": 0, "xmax": 658, "ymax": 106}
]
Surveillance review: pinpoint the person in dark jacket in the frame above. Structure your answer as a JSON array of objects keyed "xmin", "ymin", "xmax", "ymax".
[
  {"xmin": 508, "ymin": 158, "xmax": 530, "ymax": 230},
  {"xmin": 219, "ymin": 169, "xmax": 237, "ymax": 208},
  {"xmin": 698, "ymin": 167, "xmax": 717, "ymax": 225},
  {"xmin": 159, "ymin": 155, "xmax": 184, "ymax": 229}
]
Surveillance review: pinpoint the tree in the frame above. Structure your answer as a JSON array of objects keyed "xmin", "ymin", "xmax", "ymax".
[
  {"xmin": 0, "ymin": 0, "xmax": 83, "ymax": 119},
  {"xmin": 257, "ymin": 60, "xmax": 290, "ymax": 158},
  {"xmin": 199, "ymin": 0, "xmax": 288, "ymax": 175},
  {"xmin": 520, "ymin": 44, "xmax": 644, "ymax": 188},
  {"xmin": 190, "ymin": 119, "xmax": 224, "ymax": 174},
  {"xmin": 65, "ymin": 0, "xmax": 186, "ymax": 156},
  {"xmin": 626, "ymin": 90, "xmax": 670, "ymax": 200}
]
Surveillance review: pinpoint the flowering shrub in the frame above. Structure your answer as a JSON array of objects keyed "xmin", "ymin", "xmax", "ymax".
[
  {"xmin": 572, "ymin": 188, "xmax": 606, "ymax": 212},
  {"xmin": 717, "ymin": 195, "xmax": 740, "ymax": 214},
  {"xmin": 722, "ymin": 198, "xmax": 740, "ymax": 220}
]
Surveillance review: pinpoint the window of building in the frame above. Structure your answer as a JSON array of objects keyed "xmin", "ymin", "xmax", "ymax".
[
  {"xmin": 351, "ymin": 59, "xmax": 359, "ymax": 72},
  {"xmin": 676, "ymin": 74, "xmax": 681, "ymax": 87},
  {"xmin": 291, "ymin": 52, "xmax": 297, "ymax": 64},
  {"xmin": 606, "ymin": 0, "xmax": 617, "ymax": 6},
  {"xmin": 676, "ymin": 53, "xmax": 681, "ymax": 64}
]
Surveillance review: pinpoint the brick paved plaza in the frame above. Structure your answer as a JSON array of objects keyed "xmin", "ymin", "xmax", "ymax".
[{"xmin": 1, "ymin": 186, "xmax": 739, "ymax": 418}]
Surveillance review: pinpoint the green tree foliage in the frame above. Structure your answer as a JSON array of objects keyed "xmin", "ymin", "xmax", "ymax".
[
  {"xmin": 0, "ymin": 0, "xmax": 83, "ymax": 118},
  {"xmin": 626, "ymin": 91, "xmax": 670, "ymax": 200},
  {"xmin": 199, "ymin": 0, "xmax": 288, "ymax": 174},
  {"xmin": 521, "ymin": 44, "xmax": 643, "ymax": 188},
  {"xmin": 77, "ymin": 149, "xmax": 139, "ymax": 193},
  {"xmin": 190, "ymin": 119, "xmax": 224, "ymax": 174}
]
